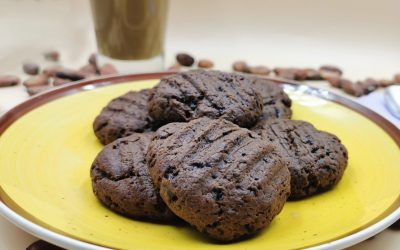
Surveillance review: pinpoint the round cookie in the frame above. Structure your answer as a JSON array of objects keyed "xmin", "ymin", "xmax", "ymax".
[
  {"xmin": 90, "ymin": 133, "xmax": 177, "ymax": 222},
  {"xmin": 148, "ymin": 70, "xmax": 263, "ymax": 128},
  {"xmin": 253, "ymin": 119, "xmax": 348, "ymax": 200},
  {"xmin": 251, "ymin": 77, "xmax": 292, "ymax": 119},
  {"xmin": 147, "ymin": 117, "xmax": 290, "ymax": 241},
  {"xmin": 93, "ymin": 89, "xmax": 153, "ymax": 145}
]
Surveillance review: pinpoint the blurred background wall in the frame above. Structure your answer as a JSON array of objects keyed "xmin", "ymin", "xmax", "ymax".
[
  {"xmin": 167, "ymin": 0, "xmax": 400, "ymax": 78},
  {"xmin": 0, "ymin": 0, "xmax": 399, "ymax": 78}
]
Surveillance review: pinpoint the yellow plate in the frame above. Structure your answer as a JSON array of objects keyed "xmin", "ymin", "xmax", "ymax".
[{"xmin": 0, "ymin": 74, "xmax": 399, "ymax": 250}]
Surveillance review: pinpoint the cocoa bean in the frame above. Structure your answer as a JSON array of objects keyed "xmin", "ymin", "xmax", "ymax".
[
  {"xmin": 0, "ymin": 75, "xmax": 20, "ymax": 87},
  {"xmin": 198, "ymin": 59, "xmax": 214, "ymax": 69},
  {"xmin": 99, "ymin": 63, "xmax": 118, "ymax": 75},
  {"xmin": 23, "ymin": 62, "xmax": 40, "ymax": 75},
  {"xmin": 176, "ymin": 53, "xmax": 195, "ymax": 66}
]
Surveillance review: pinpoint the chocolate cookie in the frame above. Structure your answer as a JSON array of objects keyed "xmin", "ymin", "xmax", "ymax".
[
  {"xmin": 147, "ymin": 117, "xmax": 290, "ymax": 241},
  {"xmin": 91, "ymin": 133, "xmax": 176, "ymax": 222},
  {"xmin": 251, "ymin": 77, "xmax": 292, "ymax": 119},
  {"xmin": 148, "ymin": 70, "xmax": 263, "ymax": 128},
  {"xmin": 93, "ymin": 89, "xmax": 153, "ymax": 145},
  {"xmin": 253, "ymin": 119, "xmax": 348, "ymax": 200}
]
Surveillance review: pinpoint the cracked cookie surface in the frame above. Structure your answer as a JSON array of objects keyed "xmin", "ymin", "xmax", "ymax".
[
  {"xmin": 250, "ymin": 77, "xmax": 292, "ymax": 119},
  {"xmin": 147, "ymin": 117, "xmax": 290, "ymax": 241},
  {"xmin": 253, "ymin": 119, "xmax": 348, "ymax": 200},
  {"xmin": 148, "ymin": 70, "xmax": 263, "ymax": 128},
  {"xmin": 90, "ymin": 133, "xmax": 177, "ymax": 222},
  {"xmin": 93, "ymin": 89, "xmax": 154, "ymax": 145}
]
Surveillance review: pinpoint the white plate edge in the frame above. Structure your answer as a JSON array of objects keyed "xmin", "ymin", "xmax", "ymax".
[
  {"xmin": 0, "ymin": 200, "xmax": 399, "ymax": 250},
  {"xmin": 0, "ymin": 201, "xmax": 108, "ymax": 250}
]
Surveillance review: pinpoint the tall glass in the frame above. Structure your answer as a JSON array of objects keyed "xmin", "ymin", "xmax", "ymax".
[{"xmin": 90, "ymin": 0, "xmax": 168, "ymax": 73}]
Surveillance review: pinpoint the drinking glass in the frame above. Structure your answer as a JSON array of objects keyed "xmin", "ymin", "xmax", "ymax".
[{"xmin": 90, "ymin": 0, "xmax": 168, "ymax": 73}]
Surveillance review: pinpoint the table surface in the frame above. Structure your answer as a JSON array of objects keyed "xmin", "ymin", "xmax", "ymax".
[{"xmin": 0, "ymin": 0, "xmax": 399, "ymax": 249}]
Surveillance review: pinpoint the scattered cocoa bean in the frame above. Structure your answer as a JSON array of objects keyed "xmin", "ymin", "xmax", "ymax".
[
  {"xmin": 363, "ymin": 85, "xmax": 376, "ymax": 95},
  {"xmin": 23, "ymin": 74, "xmax": 49, "ymax": 87},
  {"xmin": 337, "ymin": 78, "xmax": 352, "ymax": 89},
  {"xmin": 99, "ymin": 63, "xmax": 118, "ymax": 75},
  {"xmin": 304, "ymin": 68, "xmax": 323, "ymax": 80},
  {"xmin": 197, "ymin": 59, "xmax": 214, "ymax": 69},
  {"xmin": 26, "ymin": 85, "xmax": 52, "ymax": 96},
  {"xmin": 0, "ymin": 75, "xmax": 20, "ymax": 87},
  {"xmin": 394, "ymin": 73, "xmax": 400, "ymax": 83},
  {"xmin": 232, "ymin": 61, "xmax": 249, "ymax": 73},
  {"xmin": 362, "ymin": 78, "xmax": 381, "ymax": 93},
  {"xmin": 329, "ymin": 77, "xmax": 376, "ymax": 96},
  {"xmin": 43, "ymin": 65, "xmax": 64, "ymax": 77},
  {"xmin": 43, "ymin": 50, "xmax": 60, "ymax": 62},
  {"xmin": 389, "ymin": 219, "xmax": 400, "ymax": 230},
  {"xmin": 78, "ymin": 64, "xmax": 98, "ymax": 78},
  {"xmin": 27, "ymin": 240, "xmax": 64, "ymax": 250},
  {"xmin": 167, "ymin": 63, "xmax": 181, "ymax": 72},
  {"xmin": 53, "ymin": 77, "xmax": 71, "ymax": 87},
  {"xmin": 88, "ymin": 53, "xmax": 97, "ymax": 67},
  {"xmin": 326, "ymin": 77, "xmax": 342, "ymax": 88},
  {"xmin": 274, "ymin": 68, "xmax": 307, "ymax": 80},
  {"xmin": 274, "ymin": 68, "xmax": 296, "ymax": 80},
  {"xmin": 176, "ymin": 53, "xmax": 195, "ymax": 67},
  {"xmin": 246, "ymin": 65, "xmax": 270, "ymax": 75},
  {"xmin": 293, "ymin": 69, "xmax": 308, "ymax": 81},
  {"xmin": 363, "ymin": 78, "xmax": 380, "ymax": 87},
  {"xmin": 340, "ymin": 79, "xmax": 364, "ymax": 97},
  {"xmin": 320, "ymin": 70, "xmax": 342, "ymax": 80},
  {"xmin": 23, "ymin": 62, "xmax": 40, "ymax": 75},
  {"xmin": 356, "ymin": 80, "xmax": 377, "ymax": 95},
  {"xmin": 377, "ymin": 79, "xmax": 395, "ymax": 88},
  {"xmin": 320, "ymin": 65, "xmax": 343, "ymax": 75},
  {"xmin": 55, "ymin": 69, "xmax": 85, "ymax": 81},
  {"xmin": 319, "ymin": 65, "xmax": 343, "ymax": 80}
]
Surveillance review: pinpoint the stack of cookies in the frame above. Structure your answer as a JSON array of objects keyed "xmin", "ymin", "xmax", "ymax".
[{"xmin": 90, "ymin": 70, "xmax": 348, "ymax": 241}]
